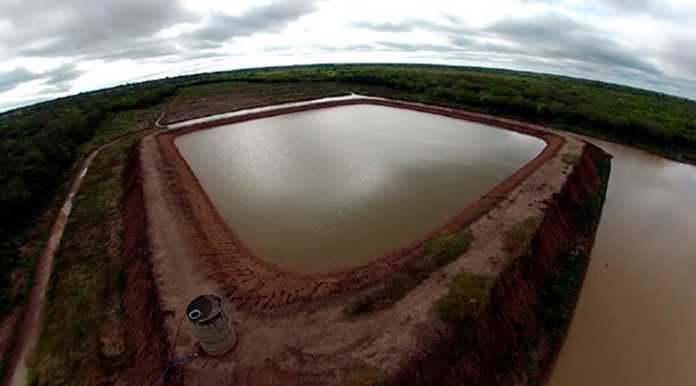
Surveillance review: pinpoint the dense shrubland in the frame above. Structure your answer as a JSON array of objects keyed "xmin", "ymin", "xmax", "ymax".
[{"xmin": 230, "ymin": 65, "xmax": 696, "ymax": 163}]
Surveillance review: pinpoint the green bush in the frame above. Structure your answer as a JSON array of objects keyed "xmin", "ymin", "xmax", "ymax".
[
  {"xmin": 345, "ymin": 230, "xmax": 475, "ymax": 316},
  {"xmin": 425, "ymin": 230, "xmax": 473, "ymax": 268},
  {"xmin": 436, "ymin": 272, "xmax": 494, "ymax": 325},
  {"xmin": 503, "ymin": 217, "xmax": 539, "ymax": 257},
  {"xmin": 561, "ymin": 152, "xmax": 581, "ymax": 165}
]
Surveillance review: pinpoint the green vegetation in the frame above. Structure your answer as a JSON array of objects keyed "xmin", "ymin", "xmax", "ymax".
[
  {"xmin": 0, "ymin": 64, "xmax": 680, "ymax": 379},
  {"xmin": 0, "ymin": 84, "xmax": 172, "ymax": 316},
  {"xmin": 226, "ymin": 65, "xmax": 696, "ymax": 163},
  {"xmin": 577, "ymin": 158, "xmax": 612, "ymax": 234},
  {"xmin": 425, "ymin": 230, "xmax": 473, "ymax": 268},
  {"xmin": 473, "ymin": 204, "xmax": 497, "ymax": 217},
  {"xmin": 346, "ymin": 230, "xmax": 472, "ymax": 316},
  {"xmin": 561, "ymin": 152, "xmax": 582, "ymax": 165},
  {"xmin": 436, "ymin": 273, "xmax": 494, "ymax": 325},
  {"xmin": 3, "ymin": 64, "xmax": 695, "ymax": 319},
  {"xmin": 503, "ymin": 216, "xmax": 540, "ymax": 257},
  {"xmin": 35, "ymin": 134, "xmax": 143, "ymax": 385},
  {"xmin": 174, "ymin": 80, "xmax": 342, "ymax": 101},
  {"xmin": 537, "ymin": 249, "xmax": 589, "ymax": 338}
]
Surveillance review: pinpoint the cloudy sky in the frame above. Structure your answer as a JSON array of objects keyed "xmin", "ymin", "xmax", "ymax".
[{"xmin": 1, "ymin": 0, "xmax": 695, "ymax": 112}]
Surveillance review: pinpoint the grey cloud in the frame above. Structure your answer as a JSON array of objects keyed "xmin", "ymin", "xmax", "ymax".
[
  {"xmin": 595, "ymin": 0, "xmax": 681, "ymax": 17},
  {"xmin": 351, "ymin": 21, "xmax": 416, "ymax": 33},
  {"xmin": 484, "ymin": 14, "xmax": 661, "ymax": 75},
  {"xmin": 0, "ymin": 0, "xmax": 193, "ymax": 58},
  {"xmin": 520, "ymin": 0, "xmax": 686, "ymax": 20},
  {"xmin": 0, "ymin": 68, "xmax": 36, "ymax": 93},
  {"xmin": 661, "ymin": 37, "xmax": 696, "ymax": 78},
  {"xmin": 188, "ymin": 0, "xmax": 318, "ymax": 44},
  {"xmin": 355, "ymin": 13, "xmax": 669, "ymax": 79},
  {"xmin": 352, "ymin": 18, "xmax": 470, "ymax": 35},
  {"xmin": 300, "ymin": 44, "xmax": 377, "ymax": 53},
  {"xmin": 0, "ymin": 64, "xmax": 83, "ymax": 94},
  {"xmin": 377, "ymin": 41, "xmax": 454, "ymax": 53},
  {"xmin": 351, "ymin": 13, "xmax": 662, "ymax": 78},
  {"xmin": 42, "ymin": 64, "xmax": 84, "ymax": 92}
]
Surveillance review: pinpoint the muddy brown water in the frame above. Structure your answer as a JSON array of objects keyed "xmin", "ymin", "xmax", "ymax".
[
  {"xmin": 175, "ymin": 104, "xmax": 544, "ymax": 273},
  {"xmin": 549, "ymin": 139, "xmax": 696, "ymax": 386}
]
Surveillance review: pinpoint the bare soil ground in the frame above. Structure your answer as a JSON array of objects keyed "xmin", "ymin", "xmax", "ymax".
[
  {"xmin": 161, "ymin": 82, "xmax": 346, "ymax": 125},
  {"xmin": 138, "ymin": 97, "xmax": 587, "ymax": 384}
]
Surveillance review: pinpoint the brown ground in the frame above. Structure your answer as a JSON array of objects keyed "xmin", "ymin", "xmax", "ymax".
[
  {"xmin": 162, "ymin": 82, "xmax": 347, "ymax": 125},
  {"xmin": 134, "ymin": 97, "xmax": 593, "ymax": 384}
]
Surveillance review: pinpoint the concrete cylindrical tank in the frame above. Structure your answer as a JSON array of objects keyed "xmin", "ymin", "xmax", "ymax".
[{"xmin": 186, "ymin": 294, "xmax": 236, "ymax": 356}]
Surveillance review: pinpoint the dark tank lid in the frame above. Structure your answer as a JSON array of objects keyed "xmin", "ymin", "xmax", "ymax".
[{"xmin": 187, "ymin": 294, "xmax": 221, "ymax": 323}]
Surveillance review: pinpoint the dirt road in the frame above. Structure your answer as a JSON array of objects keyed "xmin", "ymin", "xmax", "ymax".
[
  {"xmin": 3, "ymin": 150, "xmax": 100, "ymax": 386},
  {"xmin": 2, "ymin": 129, "xmax": 148, "ymax": 386}
]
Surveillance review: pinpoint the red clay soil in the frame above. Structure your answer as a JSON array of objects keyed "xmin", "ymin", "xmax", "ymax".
[
  {"xmin": 135, "ymin": 97, "xmax": 609, "ymax": 385},
  {"xmin": 117, "ymin": 146, "xmax": 171, "ymax": 385},
  {"xmin": 154, "ymin": 98, "xmax": 565, "ymax": 315}
]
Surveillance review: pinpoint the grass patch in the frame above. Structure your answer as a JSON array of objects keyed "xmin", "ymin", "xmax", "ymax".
[
  {"xmin": 345, "ymin": 230, "xmax": 473, "ymax": 316},
  {"xmin": 35, "ymin": 133, "xmax": 143, "ymax": 385},
  {"xmin": 436, "ymin": 272, "xmax": 494, "ymax": 325},
  {"xmin": 425, "ymin": 230, "xmax": 473, "ymax": 268},
  {"xmin": 561, "ymin": 152, "xmax": 581, "ymax": 165},
  {"xmin": 473, "ymin": 204, "xmax": 496, "ymax": 218},
  {"xmin": 503, "ymin": 216, "xmax": 540, "ymax": 257}
]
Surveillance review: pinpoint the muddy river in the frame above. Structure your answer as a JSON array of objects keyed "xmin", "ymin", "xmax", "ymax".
[
  {"xmin": 549, "ymin": 139, "xmax": 696, "ymax": 385},
  {"xmin": 176, "ymin": 105, "xmax": 544, "ymax": 273}
]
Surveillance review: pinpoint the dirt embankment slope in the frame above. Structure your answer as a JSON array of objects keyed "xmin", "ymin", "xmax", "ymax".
[
  {"xmin": 119, "ymin": 146, "xmax": 171, "ymax": 385},
  {"xmin": 393, "ymin": 143, "xmax": 610, "ymax": 385},
  {"xmin": 129, "ymin": 97, "xmax": 609, "ymax": 385}
]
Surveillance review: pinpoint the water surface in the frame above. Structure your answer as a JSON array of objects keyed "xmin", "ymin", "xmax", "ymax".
[
  {"xmin": 549, "ymin": 140, "xmax": 696, "ymax": 386},
  {"xmin": 176, "ymin": 105, "xmax": 544, "ymax": 273}
]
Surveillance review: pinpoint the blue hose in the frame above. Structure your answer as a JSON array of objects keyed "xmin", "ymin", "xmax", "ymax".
[{"xmin": 154, "ymin": 351, "xmax": 198, "ymax": 386}]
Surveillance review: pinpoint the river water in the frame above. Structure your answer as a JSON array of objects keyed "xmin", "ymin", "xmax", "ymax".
[
  {"xmin": 176, "ymin": 104, "xmax": 543, "ymax": 273},
  {"xmin": 549, "ymin": 139, "xmax": 696, "ymax": 385}
]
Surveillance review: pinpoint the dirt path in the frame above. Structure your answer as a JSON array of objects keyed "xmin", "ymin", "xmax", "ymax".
[
  {"xmin": 2, "ymin": 129, "xmax": 147, "ymax": 386},
  {"xmin": 3, "ymin": 150, "xmax": 100, "ymax": 386}
]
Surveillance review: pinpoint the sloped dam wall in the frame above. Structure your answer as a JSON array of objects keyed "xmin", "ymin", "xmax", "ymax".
[{"xmin": 393, "ymin": 143, "xmax": 610, "ymax": 385}]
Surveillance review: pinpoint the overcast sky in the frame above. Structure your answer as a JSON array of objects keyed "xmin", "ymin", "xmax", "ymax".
[{"xmin": 1, "ymin": 0, "xmax": 695, "ymax": 112}]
